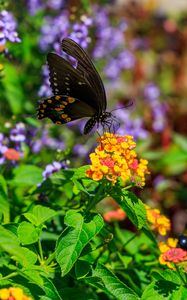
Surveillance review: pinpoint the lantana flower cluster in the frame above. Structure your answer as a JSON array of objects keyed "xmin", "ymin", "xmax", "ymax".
[
  {"xmin": 103, "ymin": 208, "xmax": 126, "ymax": 222},
  {"xmin": 159, "ymin": 238, "xmax": 187, "ymax": 269},
  {"xmin": 145, "ymin": 204, "xmax": 171, "ymax": 236},
  {"xmin": 0, "ymin": 287, "xmax": 33, "ymax": 300},
  {"xmin": 86, "ymin": 133, "xmax": 149, "ymax": 186}
]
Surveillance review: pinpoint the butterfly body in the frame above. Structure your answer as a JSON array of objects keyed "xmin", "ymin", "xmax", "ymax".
[{"xmin": 38, "ymin": 38, "xmax": 115, "ymax": 134}]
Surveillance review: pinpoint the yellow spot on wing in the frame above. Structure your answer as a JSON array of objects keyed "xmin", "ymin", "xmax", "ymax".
[
  {"xmin": 55, "ymin": 121, "xmax": 62, "ymax": 125},
  {"xmin": 62, "ymin": 101, "xmax": 68, "ymax": 105},
  {"xmin": 55, "ymin": 96, "xmax": 61, "ymax": 100},
  {"xmin": 47, "ymin": 99, "xmax": 52, "ymax": 103}
]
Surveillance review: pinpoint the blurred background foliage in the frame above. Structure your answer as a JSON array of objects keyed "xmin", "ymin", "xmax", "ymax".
[{"xmin": 0, "ymin": 0, "xmax": 187, "ymax": 234}]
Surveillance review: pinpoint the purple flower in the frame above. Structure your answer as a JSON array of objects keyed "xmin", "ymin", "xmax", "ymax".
[
  {"xmin": 47, "ymin": 0, "xmax": 65, "ymax": 10},
  {"xmin": 69, "ymin": 23, "xmax": 90, "ymax": 49},
  {"xmin": 104, "ymin": 59, "xmax": 121, "ymax": 79},
  {"xmin": 27, "ymin": 0, "xmax": 65, "ymax": 15},
  {"xmin": 38, "ymin": 66, "xmax": 51, "ymax": 97},
  {"xmin": 73, "ymin": 144, "xmax": 89, "ymax": 157},
  {"xmin": 144, "ymin": 83, "xmax": 160, "ymax": 101},
  {"xmin": 39, "ymin": 11, "xmax": 70, "ymax": 52},
  {"xmin": 144, "ymin": 83, "xmax": 166, "ymax": 132},
  {"xmin": 10, "ymin": 123, "xmax": 26, "ymax": 142},
  {"xmin": 31, "ymin": 128, "xmax": 65, "ymax": 153},
  {"xmin": 114, "ymin": 108, "xmax": 148, "ymax": 140},
  {"xmin": 42, "ymin": 161, "xmax": 68, "ymax": 181},
  {"xmin": 118, "ymin": 50, "xmax": 135, "ymax": 69},
  {"xmin": 0, "ymin": 10, "xmax": 21, "ymax": 46}
]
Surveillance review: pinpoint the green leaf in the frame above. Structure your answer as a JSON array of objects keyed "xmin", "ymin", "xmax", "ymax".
[
  {"xmin": 171, "ymin": 286, "xmax": 187, "ymax": 300},
  {"xmin": 12, "ymin": 165, "xmax": 43, "ymax": 187},
  {"xmin": 17, "ymin": 221, "xmax": 39, "ymax": 244},
  {"xmin": 2, "ymin": 64, "xmax": 25, "ymax": 114},
  {"xmin": 173, "ymin": 133, "xmax": 187, "ymax": 151},
  {"xmin": 24, "ymin": 205, "xmax": 57, "ymax": 226},
  {"xmin": 72, "ymin": 166, "xmax": 90, "ymax": 180},
  {"xmin": 151, "ymin": 269, "xmax": 184, "ymax": 285},
  {"xmin": 23, "ymin": 269, "xmax": 44, "ymax": 286},
  {"xmin": 141, "ymin": 280, "xmax": 180, "ymax": 300},
  {"xmin": 87, "ymin": 263, "xmax": 139, "ymax": 300},
  {"xmin": 0, "ymin": 175, "xmax": 9, "ymax": 223},
  {"xmin": 0, "ymin": 225, "xmax": 37, "ymax": 266},
  {"xmin": 0, "ymin": 174, "xmax": 8, "ymax": 195},
  {"xmin": 55, "ymin": 210, "xmax": 104, "ymax": 277},
  {"xmin": 121, "ymin": 191, "xmax": 146, "ymax": 229},
  {"xmin": 75, "ymin": 260, "xmax": 91, "ymax": 279},
  {"xmin": 61, "ymin": 288, "xmax": 92, "ymax": 300},
  {"xmin": 41, "ymin": 277, "xmax": 63, "ymax": 300}
]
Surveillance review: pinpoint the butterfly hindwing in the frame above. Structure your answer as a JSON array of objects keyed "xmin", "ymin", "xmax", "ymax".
[{"xmin": 38, "ymin": 95, "xmax": 96, "ymax": 125}]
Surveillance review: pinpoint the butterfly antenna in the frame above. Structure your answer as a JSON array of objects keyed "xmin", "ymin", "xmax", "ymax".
[{"xmin": 110, "ymin": 99, "xmax": 134, "ymax": 113}]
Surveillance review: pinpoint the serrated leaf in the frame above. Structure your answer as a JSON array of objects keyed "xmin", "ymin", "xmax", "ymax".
[
  {"xmin": 24, "ymin": 205, "xmax": 57, "ymax": 226},
  {"xmin": 12, "ymin": 165, "xmax": 43, "ymax": 186},
  {"xmin": 55, "ymin": 210, "xmax": 104, "ymax": 276},
  {"xmin": 121, "ymin": 191, "xmax": 146, "ymax": 229},
  {"xmin": 17, "ymin": 221, "xmax": 39, "ymax": 244},
  {"xmin": 87, "ymin": 263, "xmax": 139, "ymax": 300}
]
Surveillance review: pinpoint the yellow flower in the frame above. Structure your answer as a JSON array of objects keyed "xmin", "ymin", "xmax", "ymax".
[
  {"xmin": 86, "ymin": 133, "xmax": 149, "ymax": 187},
  {"xmin": 145, "ymin": 204, "xmax": 171, "ymax": 236},
  {"xmin": 0, "ymin": 289, "xmax": 9, "ymax": 300},
  {"xmin": 0, "ymin": 287, "xmax": 33, "ymax": 300}
]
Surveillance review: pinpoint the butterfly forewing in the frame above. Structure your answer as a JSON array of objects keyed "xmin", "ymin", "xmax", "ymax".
[
  {"xmin": 47, "ymin": 53, "xmax": 99, "ymax": 111},
  {"xmin": 61, "ymin": 38, "xmax": 107, "ymax": 113}
]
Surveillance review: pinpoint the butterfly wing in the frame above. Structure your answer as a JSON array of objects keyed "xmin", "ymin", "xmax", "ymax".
[
  {"xmin": 47, "ymin": 52, "xmax": 99, "ymax": 110},
  {"xmin": 38, "ymin": 95, "xmax": 96, "ymax": 124},
  {"xmin": 61, "ymin": 38, "xmax": 107, "ymax": 113}
]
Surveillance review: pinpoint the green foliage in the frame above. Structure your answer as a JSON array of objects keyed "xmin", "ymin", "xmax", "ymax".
[{"xmin": 0, "ymin": 2, "xmax": 187, "ymax": 300}]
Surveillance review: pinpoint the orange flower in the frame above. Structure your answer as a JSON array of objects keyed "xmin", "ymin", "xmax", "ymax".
[
  {"xmin": 145, "ymin": 205, "xmax": 171, "ymax": 236},
  {"xmin": 3, "ymin": 148, "xmax": 20, "ymax": 161},
  {"xmin": 86, "ymin": 133, "xmax": 149, "ymax": 186},
  {"xmin": 0, "ymin": 287, "xmax": 33, "ymax": 300},
  {"xmin": 159, "ymin": 238, "xmax": 187, "ymax": 269},
  {"xmin": 103, "ymin": 208, "xmax": 126, "ymax": 222}
]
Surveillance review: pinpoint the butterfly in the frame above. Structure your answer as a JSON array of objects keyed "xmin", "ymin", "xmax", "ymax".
[{"xmin": 38, "ymin": 38, "xmax": 118, "ymax": 134}]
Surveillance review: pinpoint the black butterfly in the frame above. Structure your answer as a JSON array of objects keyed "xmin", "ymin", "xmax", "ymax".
[{"xmin": 38, "ymin": 38, "xmax": 117, "ymax": 134}]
